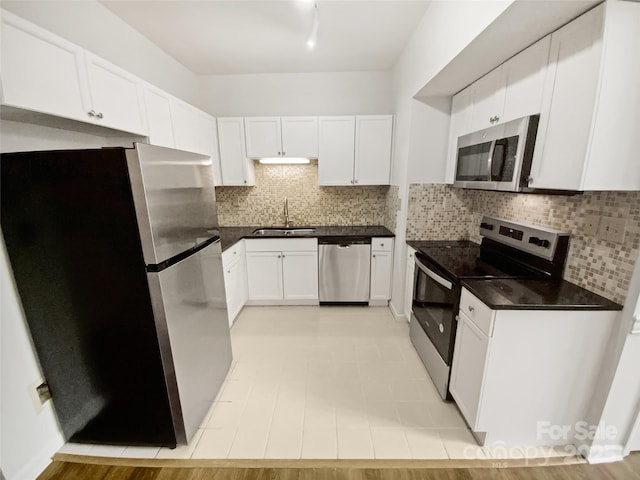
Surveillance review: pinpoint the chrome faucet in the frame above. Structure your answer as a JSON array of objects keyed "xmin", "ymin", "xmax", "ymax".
[{"xmin": 284, "ymin": 197, "xmax": 290, "ymax": 227}]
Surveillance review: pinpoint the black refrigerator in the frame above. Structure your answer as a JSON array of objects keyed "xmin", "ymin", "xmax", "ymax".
[{"xmin": 1, "ymin": 143, "xmax": 232, "ymax": 447}]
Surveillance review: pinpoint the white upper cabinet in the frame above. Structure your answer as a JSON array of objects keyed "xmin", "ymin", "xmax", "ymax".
[
  {"xmin": 244, "ymin": 117, "xmax": 281, "ymax": 157},
  {"xmin": 1, "ymin": 9, "xmax": 147, "ymax": 136},
  {"xmin": 530, "ymin": 1, "xmax": 640, "ymax": 191},
  {"xmin": 445, "ymin": 87, "xmax": 472, "ymax": 183},
  {"xmin": 468, "ymin": 67, "xmax": 506, "ymax": 132},
  {"xmin": 142, "ymin": 86, "xmax": 175, "ymax": 149},
  {"xmin": 319, "ymin": 115, "xmax": 393, "ymax": 186},
  {"xmin": 467, "ymin": 35, "xmax": 550, "ymax": 133},
  {"xmin": 501, "ymin": 35, "xmax": 551, "ymax": 123},
  {"xmin": 0, "ymin": 10, "xmax": 89, "ymax": 123},
  {"xmin": 281, "ymin": 117, "xmax": 318, "ymax": 158},
  {"xmin": 354, "ymin": 115, "xmax": 393, "ymax": 185},
  {"xmin": 83, "ymin": 53, "xmax": 147, "ymax": 135},
  {"xmin": 217, "ymin": 117, "xmax": 255, "ymax": 186},
  {"xmin": 244, "ymin": 116, "xmax": 318, "ymax": 158},
  {"xmin": 318, "ymin": 116, "xmax": 356, "ymax": 186}
]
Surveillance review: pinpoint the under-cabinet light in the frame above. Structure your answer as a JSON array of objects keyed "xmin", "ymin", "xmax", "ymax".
[{"xmin": 258, "ymin": 158, "xmax": 311, "ymax": 164}]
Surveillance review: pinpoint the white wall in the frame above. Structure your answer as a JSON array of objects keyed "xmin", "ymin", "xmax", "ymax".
[
  {"xmin": 387, "ymin": 0, "xmax": 513, "ymax": 315},
  {"xmin": 0, "ymin": 0, "xmax": 199, "ymax": 105},
  {"xmin": 585, "ymin": 256, "xmax": 640, "ymax": 462},
  {"xmin": 0, "ymin": 121, "xmax": 122, "ymax": 480},
  {"xmin": 198, "ymin": 71, "xmax": 393, "ymax": 116}
]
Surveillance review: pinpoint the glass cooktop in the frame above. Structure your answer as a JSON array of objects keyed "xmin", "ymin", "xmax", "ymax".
[{"xmin": 412, "ymin": 241, "xmax": 540, "ymax": 281}]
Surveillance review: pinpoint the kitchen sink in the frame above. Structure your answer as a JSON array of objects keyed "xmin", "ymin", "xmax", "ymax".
[{"xmin": 252, "ymin": 227, "xmax": 316, "ymax": 236}]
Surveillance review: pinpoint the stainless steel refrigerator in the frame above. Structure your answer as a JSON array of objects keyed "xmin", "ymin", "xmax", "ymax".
[{"xmin": 1, "ymin": 143, "xmax": 232, "ymax": 447}]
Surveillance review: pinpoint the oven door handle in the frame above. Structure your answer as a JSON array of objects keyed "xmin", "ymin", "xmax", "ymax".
[{"xmin": 415, "ymin": 258, "xmax": 453, "ymax": 290}]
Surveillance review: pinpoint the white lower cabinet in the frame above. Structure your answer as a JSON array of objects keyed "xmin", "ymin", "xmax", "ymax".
[
  {"xmin": 245, "ymin": 239, "xmax": 318, "ymax": 305},
  {"xmin": 450, "ymin": 288, "xmax": 618, "ymax": 446},
  {"xmin": 449, "ymin": 311, "xmax": 490, "ymax": 430},
  {"xmin": 221, "ymin": 241, "xmax": 248, "ymax": 327},
  {"xmin": 369, "ymin": 238, "xmax": 394, "ymax": 305},
  {"xmin": 404, "ymin": 246, "xmax": 416, "ymax": 319}
]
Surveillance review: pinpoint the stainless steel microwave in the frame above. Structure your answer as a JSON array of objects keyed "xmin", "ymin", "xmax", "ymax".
[{"xmin": 453, "ymin": 114, "xmax": 539, "ymax": 192}]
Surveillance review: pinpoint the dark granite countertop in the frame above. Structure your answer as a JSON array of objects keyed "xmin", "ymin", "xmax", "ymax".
[
  {"xmin": 219, "ymin": 225, "xmax": 395, "ymax": 251},
  {"xmin": 407, "ymin": 240, "xmax": 478, "ymax": 250},
  {"xmin": 462, "ymin": 278, "xmax": 623, "ymax": 311}
]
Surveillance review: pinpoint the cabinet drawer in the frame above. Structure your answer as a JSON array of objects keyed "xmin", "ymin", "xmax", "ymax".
[
  {"xmin": 372, "ymin": 237, "xmax": 393, "ymax": 252},
  {"xmin": 245, "ymin": 238, "xmax": 317, "ymax": 252},
  {"xmin": 222, "ymin": 240, "xmax": 244, "ymax": 266},
  {"xmin": 460, "ymin": 288, "xmax": 494, "ymax": 336}
]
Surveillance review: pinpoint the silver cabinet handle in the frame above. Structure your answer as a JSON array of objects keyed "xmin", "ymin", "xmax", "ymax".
[
  {"xmin": 87, "ymin": 110, "xmax": 96, "ymax": 117},
  {"xmin": 468, "ymin": 305, "xmax": 475, "ymax": 313},
  {"xmin": 372, "ymin": 254, "xmax": 376, "ymax": 258},
  {"xmin": 528, "ymin": 176, "xmax": 534, "ymax": 185},
  {"xmin": 380, "ymin": 243, "xmax": 384, "ymax": 247},
  {"xmin": 96, "ymin": 112, "xmax": 103, "ymax": 119}
]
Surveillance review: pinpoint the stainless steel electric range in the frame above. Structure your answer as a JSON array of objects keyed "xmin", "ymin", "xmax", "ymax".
[{"xmin": 407, "ymin": 216, "xmax": 570, "ymax": 400}]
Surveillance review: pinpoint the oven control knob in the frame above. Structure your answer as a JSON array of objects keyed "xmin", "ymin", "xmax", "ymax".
[
  {"xmin": 480, "ymin": 222, "xmax": 494, "ymax": 230},
  {"xmin": 528, "ymin": 237, "xmax": 540, "ymax": 244}
]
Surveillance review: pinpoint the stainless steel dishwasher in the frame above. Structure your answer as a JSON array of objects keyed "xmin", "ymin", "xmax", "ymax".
[{"xmin": 318, "ymin": 237, "xmax": 371, "ymax": 304}]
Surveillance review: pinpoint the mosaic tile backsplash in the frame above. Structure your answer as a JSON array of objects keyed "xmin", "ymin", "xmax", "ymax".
[
  {"xmin": 215, "ymin": 163, "xmax": 400, "ymax": 232},
  {"xmin": 407, "ymin": 184, "xmax": 640, "ymax": 304}
]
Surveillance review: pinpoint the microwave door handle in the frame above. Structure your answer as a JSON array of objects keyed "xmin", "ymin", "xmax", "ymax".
[
  {"xmin": 486, "ymin": 140, "xmax": 496, "ymax": 181},
  {"xmin": 414, "ymin": 258, "xmax": 453, "ymax": 290},
  {"xmin": 491, "ymin": 139, "xmax": 507, "ymax": 180}
]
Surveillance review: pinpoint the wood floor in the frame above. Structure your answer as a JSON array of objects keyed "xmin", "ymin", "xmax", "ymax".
[{"xmin": 38, "ymin": 453, "xmax": 640, "ymax": 479}]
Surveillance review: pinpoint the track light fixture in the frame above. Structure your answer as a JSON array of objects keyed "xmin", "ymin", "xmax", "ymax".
[{"xmin": 307, "ymin": 3, "xmax": 319, "ymax": 49}]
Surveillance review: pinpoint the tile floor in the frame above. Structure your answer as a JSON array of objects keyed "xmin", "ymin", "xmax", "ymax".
[{"xmin": 59, "ymin": 306, "xmax": 572, "ymax": 461}]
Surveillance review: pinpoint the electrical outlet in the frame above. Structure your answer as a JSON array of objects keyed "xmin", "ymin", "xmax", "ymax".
[
  {"xmin": 583, "ymin": 214, "xmax": 600, "ymax": 236},
  {"xmin": 598, "ymin": 216, "xmax": 626, "ymax": 243}
]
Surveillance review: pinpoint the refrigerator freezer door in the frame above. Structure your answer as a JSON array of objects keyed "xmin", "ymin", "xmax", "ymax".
[
  {"xmin": 148, "ymin": 238, "xmax": 232, "ymax": 443},
  {"xmin": 126, "ymin": 143, "xmax": 219, "ymax": 265}
]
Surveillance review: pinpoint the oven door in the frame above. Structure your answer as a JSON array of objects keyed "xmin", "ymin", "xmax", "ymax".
[{"xmin": 411, "ymin": 254, "xmax": 458, "ymax": 365}]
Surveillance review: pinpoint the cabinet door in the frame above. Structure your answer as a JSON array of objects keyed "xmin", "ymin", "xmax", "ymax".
[
  {"xmin": 143, "ymin": 86, "xmax": 175, "ymax": 148},
  {"xmin": 404, "ymin": 248, "xmax": 416, "ymax": 319},
  {"xmin": 318, "ymin": 116, "xmax": 356, "ymax": 186},
  {"xmin": 281, "ymin": 117, "xmax": 318, "ymax": 158},
  {"xmin": 84, "ymin": 53, "xmax": 147, "ymax": 135},
  {"xmin": 171, "ymin": 101, "xmax": 204, "ymax": 154},
  {"xmin": 224, "ymin": 256, "xmax": 247, "ymax": 327},
  {"xmin": 501, "ymin": 35, "xmax": 551, "ymax": 123},
  {"xmin": 282, "ymin": 251, "xmax": 318, "ymax": 301},
  {"xmin": 217, "ymin": 117, "xmax": 255, "ymax": 186},
  {"xmin": 370, "ymin": 250, "xmax": 393, "ymax": 301},
  {"xmin": 445, "ymin": 87, "xmax": 472, "ymax": 183},
  {"xmin": 0, "ymin": 11, "xmax": 89, "ymax": 123},
  {"xmin": 246, "ymin": 252, "xmax": 283, "ymax": 301},
  {"xmin": 468, "ymin": 66, "xmax": 506, "ymax": 132},
  {"xmin": 529, "ymin": 5, "xmax": 604, "ymax": 190},
  {"xmin": 354, "ymin": 115, "xmax": 393, "ymax": 185},
  {"xmin": 244, "ymin": 117, "xmax": 281, "ymax": 158},
  {"xmin": 449, "ymin": 312, "xmax": 490, "ymax": 430}
]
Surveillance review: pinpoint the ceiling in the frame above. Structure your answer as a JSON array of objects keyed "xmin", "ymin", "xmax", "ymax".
[{"xmin": 99, "ymin": 0, "xmax": 431, "ymax": 75}]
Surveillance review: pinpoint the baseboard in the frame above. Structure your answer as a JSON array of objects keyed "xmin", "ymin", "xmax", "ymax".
[
  {"xmin": 245, "ymin": 299, "xmax": 319, "ymax": 306},
  {"xmin": 388, "ymin": 301, "xmax": 408, "ymax": 321},
  {"xmin": 585, "ymin": 444, "xmax": 625, "ymax": 464},
  {"xmin": 368, "ymin": 299, "xmax": 389, "ymax": 307}
]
